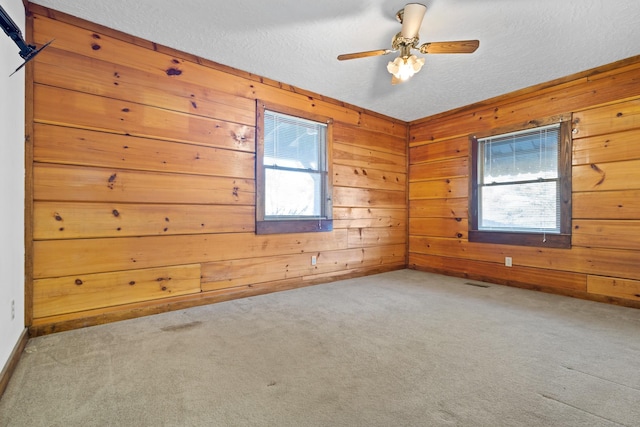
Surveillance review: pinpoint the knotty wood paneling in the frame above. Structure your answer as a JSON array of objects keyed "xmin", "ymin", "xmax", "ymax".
[
  {"xmin": 410, "ymin": 235, "xmax": 640, "ymax": 281},
  {"xmin": 409, "ymin": 198, "xmax": 468, "ymax": 219},
  {"xmin": 409, "ymin": 57, "xmax": 640, "ymax": 306},
  {"xmin": 410, "ymin": 136, "xmax": 469, "ymax": 164},
  {"xmin": 347, "ymin": 227, "xmax": 406, "ymax": 248},
  {"xmin": 573, "ymin": 159, "xmax": 640, "ymax": 192},
  {"xmin": 34, "ymin": 124, "xmax": 256, "ymax": 178},
  {"xmin": 572, "ymin": 99, "xmax": 640, "ymax": 139},
  {"xmin": 34, "ymin": 47, "xmax": 257, "ymax": 126},
  {"xmin": 35, "ymin": 84, "xmax": 255, "ymax": 151},
  {"xmin": 27, "ymin": 5, "xmax": 407, "ymax": 333},
  {"xmin": 333, "ymin": 164, "xmax": 406, "ymax": 191},
  {"xmin": 201, "ymin": 245, "xmax": 405, "ymax": 291},
  {"xmin": 573, "ymin": 190, "xmax": 640, "ymax": 220},
  {"xmin": 31, "ymin": 11, "xmax": 373, "ymax": 128},
  {"xmin": 33, "ymin": 202, "xmax": 255, "ymax": 239},
  {"xmin": 333, "ymin": 207, "xmax": 406, "ymax": 229},
  {"xmin": 572, "ymin": 128, "xmax": 640, "ymax": 165},
  {"xmin": 587, "ymin": 276, "xmax": 640, "ymax": 302},
  {"xmin": 409, "ymin": 253, "xmax": 587, "ymax": 292},
  {"xmin": 409, "ymin": 217, "xmax": 468, "ymax": 239},
  {"xmin": 333, "ymin": 142, "xmax": 406, "ymax": 174},
  {"xmin": 333, "ymin": 187, "xmax": 406, "ymax": 208},
  {"xmin": 33, "ymin": 264, "xmax": 202, "ymax": 318},
  {"xmin": 410, "ymin": 158, "xmax": 468, "ymax": 181},
  {"xmin": 410, "ymin": 64, "xmax": 640, "ymax": 143},
  {"xmin": 409, "ymin": 177, "xmax": 468, "ymax": 200},
  {"xmin": 34, "ymin": 164, "xmax": 254, "ymax": 205},
  {"xmin": 572, "ymin": 220, "xmax": 640, "ymax": 251},
  {"xmin": 33, "ymin": 229, "xmax": 350, "ymax": 280},
  {"xmin": 334, "ymin": 123, "xmax": 406, "ymax": 155}
]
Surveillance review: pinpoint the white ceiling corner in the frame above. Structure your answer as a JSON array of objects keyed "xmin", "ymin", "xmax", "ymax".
[{"xmin": 30, "ymin": 0, "xmax": 640, "ymax": 122}]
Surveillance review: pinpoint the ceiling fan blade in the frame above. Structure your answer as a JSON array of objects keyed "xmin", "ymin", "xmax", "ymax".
[
  {"xmin": 419, "ymin": 40, "xmax": 480, "ymax": 54},
  {"xmin": 400, "ymin": 3, "xmax": 427, "ymax": 38},
  {"xmin": 337, "ymin": 49, "xmax": 393, "ymax": 61}
]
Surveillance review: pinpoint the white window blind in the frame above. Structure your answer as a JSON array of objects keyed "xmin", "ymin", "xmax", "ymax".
[
  {"xmin": 477, "ymin": 123, "xmax": 561, "ymax": 233},
  {"xmin": 263, "ymin": 110, "xmax": 328, "ymax": 218}
]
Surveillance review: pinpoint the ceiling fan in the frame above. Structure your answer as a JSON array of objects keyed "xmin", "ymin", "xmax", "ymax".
[{"xmin": 337, "ymin": 3, "xmax": 479, "ymax": 84}]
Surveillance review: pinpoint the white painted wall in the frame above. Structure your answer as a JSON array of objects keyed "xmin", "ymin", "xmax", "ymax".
[{"xmin": 0, "ymin": 0, "xmax": 26, "ymax": 371}]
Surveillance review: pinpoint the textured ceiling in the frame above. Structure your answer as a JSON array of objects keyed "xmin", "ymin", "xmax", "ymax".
[{"xmin": 30, "ymin": 0, "xmax": 640, "ymax": 122}]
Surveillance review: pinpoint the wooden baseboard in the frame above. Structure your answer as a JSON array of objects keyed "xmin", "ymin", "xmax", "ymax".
[
  {"xmin": 410, "ymin": 266, "xmax": 640, "ymax": 310},
  {"xmin": 0, "ymin": 328, "xmax": 29, "ymax": 399}
]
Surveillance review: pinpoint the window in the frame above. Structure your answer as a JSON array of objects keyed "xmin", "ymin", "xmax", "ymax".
[
  {"xmin": 469, "ymin": 119, "xmax": 571, "ymax": 248},
  {"xmin": 256, "ymin": 102, "xmax": 333, "ymax": 234}
]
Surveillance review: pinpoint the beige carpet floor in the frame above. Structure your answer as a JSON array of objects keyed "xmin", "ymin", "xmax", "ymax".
[{"xmin": 1, "ymin": 269, "xmax": 640, "ymax": 426}]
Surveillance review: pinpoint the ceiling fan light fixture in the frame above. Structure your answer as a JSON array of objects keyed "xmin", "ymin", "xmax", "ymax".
[
  {"xmin": 387, "ymin": 54, "xmax": 425, "ymax": 81},
  {"xmin": 337, "ymin": 3, "xmax": 478, "ymax": 86}
]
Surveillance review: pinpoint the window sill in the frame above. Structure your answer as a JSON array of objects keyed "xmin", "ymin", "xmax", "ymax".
[
  {"xmin": 468, "ymin": 230, "xmax": 571, "ymax": 249},
  {"xmin": 256, "ymin": 219, "xmax": 333, "ymax": 235}
]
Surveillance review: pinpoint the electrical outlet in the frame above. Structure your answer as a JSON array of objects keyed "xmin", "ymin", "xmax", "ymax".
[
  {"xmin": 505, "ymin": 257, "xmax": 512, "ymax": 267},
  {"xmin": 311, "ymin": 255, "xmax": 317, "ymax": 266},
  {"xmin": 11, "ymin": 300, "xmax": 15, "ymax": 320}
]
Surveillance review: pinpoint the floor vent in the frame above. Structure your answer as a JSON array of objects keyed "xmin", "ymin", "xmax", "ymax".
[{"xmin": 464, "ymin": 282, "xmax": 490, "ymax": 288}]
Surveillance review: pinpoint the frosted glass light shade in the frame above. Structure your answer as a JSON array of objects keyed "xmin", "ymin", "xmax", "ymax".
[{"xmin": 387, "ymin": 55, "xmax": 425, "ymax": 81}]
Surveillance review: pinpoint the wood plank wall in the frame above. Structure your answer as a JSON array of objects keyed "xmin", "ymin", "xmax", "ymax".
[
  {"xmin": 27, "ymin": 5, "xmax": 408, "ymax": 335},
  {"xmin": 409, "ymin": 56, "xmax": 640, "ymax": 308}
]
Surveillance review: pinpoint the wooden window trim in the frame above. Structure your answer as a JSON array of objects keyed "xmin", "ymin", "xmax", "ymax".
[
  {"xmin": 469, "ymin": 116, "xmax": 572, "ymax": 249},
  {"xmin": 256, "ymin": 101, "xmax": 333, "ymax": 235}
]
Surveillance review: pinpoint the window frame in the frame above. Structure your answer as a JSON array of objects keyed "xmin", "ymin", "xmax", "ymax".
[
  {"xmin": 469, "ymin": 116, "xmax": 572, "ymax": 249},
  {"xmin": 256, "ymin": 101, "xmax": 333, "ymax": 235}
]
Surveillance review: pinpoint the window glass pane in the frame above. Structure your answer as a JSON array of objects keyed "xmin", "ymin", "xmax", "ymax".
[
  {"xmin": 480, "ymin": 181, "xmax": 559, "ymax": 232},
  {"xmin": 482, "ymin": 126, "xmax": 559, "ymax": 184},
  {"xmin": 265, "ymin": 169, "xmax": 322, "ymax": 217},
  {"xmin": 264, "ymin": 111, "xmax": 324, "ymax": 171}
]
